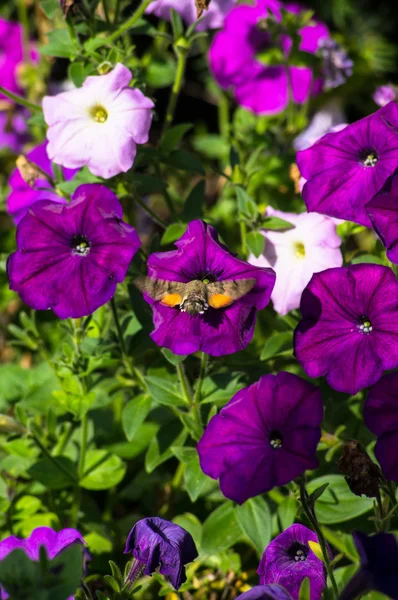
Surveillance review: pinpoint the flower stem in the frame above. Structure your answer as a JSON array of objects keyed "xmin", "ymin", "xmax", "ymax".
[
  {"xmin": 132, "ymin": 194, "xmax": 168, "ymax": 229},
  {"xmin": 177, "ymin": 363, "xmax": 193, "ymax": 405},
  {"xmin": 162, "ymin": 45, "xmax": 189, "ymax": 138},
  {"xmin": 192, "ymin": 352, "xmax": 208, "ymax": 427},
  {"xmin": 78, "ymin": 414, "xmax": 89, "ymax": 479},
  {"xmin": 106, "ymin": 0, "xmax": 154, "ymax": 43},
  {"xmin": 31, "ymin": 432, "xmax": 77, "ymax": 484},
  {"xmin": 240, "ymin": 219, "xmax": 247, "ymax": 257},
  {"xmin": 0, "ymin": 86, "xmax": 42, "ymax": 112},
  {"xmin": 17, "ymin": 0, "xmax": 30, "ymax": 63},
  {"xmin": 299, "ymin": 477, "xmax": 339, "ymax": 600}
]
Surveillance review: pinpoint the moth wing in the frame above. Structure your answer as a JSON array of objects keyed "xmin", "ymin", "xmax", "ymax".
[
  {"xmin": 207, "ymin": 278, "xmax": 256, "ymax": 309},
  {"xmin": 135, "ymin": 277, "xmax": 186, "ymax": 307}
]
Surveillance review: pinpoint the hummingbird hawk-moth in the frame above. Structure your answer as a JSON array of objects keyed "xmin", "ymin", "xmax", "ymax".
[{"xmin": 136, "ymin": 277, "xmax": 256, "ymax": 317}]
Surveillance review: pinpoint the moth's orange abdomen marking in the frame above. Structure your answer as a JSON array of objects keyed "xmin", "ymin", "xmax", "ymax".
[
  {"xmin": 208, "ymin": 294, "xmax": 234, "ymax": 309},
  {"xmin": 161, "ymin": 293, "xmax": 183, "ymax": 307}
]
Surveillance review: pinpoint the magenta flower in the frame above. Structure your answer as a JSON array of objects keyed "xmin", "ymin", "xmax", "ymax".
[
  {"xmin": 258, "ymin": 525, "xmax": 327, "ymax": 600},
  {"xmin": 0, "ymin": 18, "xmax": 28, "ymax": 99},
  {"xmin": 42, "ymin": 63, "xmax": 154, "ymax": 179},
  {"xmin": 0, "ymin": 109, "xmax": 29, "ymax": 153},
  {"xmin": 366, "ymin": 173, "xmax": 398, "ymax": 264},
  {"xmin": 197, "ymin": 372, "xmax": 323, "ymax": 504},
  {"xmin": 294, "ymin": 264, "xmax": 398, "ymax": 395},
  {"xmin": 364, "ymin": 372, "xmax": 398, "ymax": 482},
  {"xmin": 0, "ymin": 526, "xmax": 85, "ymax": 600},
  {"xmin": 209, "ymin": 0, "xmax": 329, "ymax": 115},
  {"xmin": 142, "ymin": 219, "xmax": 275, "ymax": 356},
  {"xmin": 373, "ymin": 85, "xmax": 396, "ymax": 107},
  {"xmin": 297, "ymin": 101, "xmax": 398, "ymax": 227},
  {"xmin": 7, "ymin": 183, "xmax": 140, "ymax": 319},
  {"xmin": 340, "ymin": 532, "xmax": 398, "ymax": 600},
  {"xmin": 7, "ymin": 142, "xmax": 77, "ymax": 224},
  {"xmin": 124, "ymin": 517, "xmax": 198, "ymax": 590},
  {"xmin": 145, "ymin": 0, "xmax": 237, "ymax": 31},
  {"xmin": 237, "ymin": 585, "xmax": 293, "ymax": 600},
  {"xmin": 249, "ymin": 208, "xmax": 342, "ymax": 315}
]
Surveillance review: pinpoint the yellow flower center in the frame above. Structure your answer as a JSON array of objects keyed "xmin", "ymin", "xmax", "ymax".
[
  {"xmin": 294, "ymin": 241, "xmax": 306, "ymax": 259},
  {"xmin": 90, "ymin": 105, "xmax": 108, "ymax": 123}
]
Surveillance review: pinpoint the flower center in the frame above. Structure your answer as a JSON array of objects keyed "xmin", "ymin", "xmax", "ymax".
[
  {"xmin": 358, "ymin": 315, "xmax": 372, "ymax": 334},
  {"xmin": 90, "ymin": 104, "xmax": 108, "ymax": 123},
  {"xmin": 71, "ymin": 234, "xmax": 91, "ymax": 257},
  {"xmin": 293, "ymin": 242, "xmax": 306, "ymax": 259},
  {"xmin": 269, "ymin": 429, "xmax": 283, "ymax": 450},
  {"xmin": 288, "ymin": 542, "xmax": 309, "ymax": 563},
  {"xmin": 359, "ymin": 149, "xmax": 378, "ymax": 167}
]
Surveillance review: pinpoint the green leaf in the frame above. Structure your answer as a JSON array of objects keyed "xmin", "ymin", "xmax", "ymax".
[
  {"xmin": 132, "ymin": 173, "xmax": 168, "ymax": 194},
  {"xmin": 261, "ymin": 332, "xmax": 293, "ymax": 361},
  {"xmin": 39, "ymin": 29, "xmax": 79, "ymax": 59},
  {"xmin": 182, "ymin": 180, "xmax": 205, "ymax": 221},
  {"xmin": 261, "ymin": 216, "xmax": 294, "ymax": 230},
  {"xmin": 160, "ymin": 124, "xmax": 193, "ymax": 153},
  {"xmin": 145, "ymin": 422, "xmax": 188, "ymax": 473},
  {"xmin": 39, "ymin": 0, "xmax": 60, "ymax": 18},
  {"xmin": 192, "ymin": 135, "xmax": 229, "ymax": 160},
  {"xmin": 201, "ymin": 502, "xmax": 242, "ymax": 556},
  {"xmin": 160, "ymin": 150, "xmax": 205, "ymax": 174},
  {"xmin": 247, "ymin": 231, "xmax": 265, "ymax": 258},
  {"xmin": 122, "ymin": 394, "xmax": 152, "ymax": 442},
  {"xmin": 309, "ymin": 483, "xmax": 330, "ymax": 505},
  {"xmin": 80, "ymin": 450, "xmax": 126, "ymax": 490},
  {"xmin": 28, "ymin": 457, "xmax": 76, "ymax": 490},
  {"xmin": 68, "ymin": 62, "xmax": 86, "ymax": 88},
  {"xmin": 351, "ymin": 254, "xmax": 386, "ymax": 265},
  {"xmin": 307, "ymin": 475, "xmax": 373, "ymax": 524},
  {"xmin": 173, "ymin": 513, "xmax": 202, "ymax": 550},
  {"xmin": 298, "ymin": 577, "xmax": 311, "ymax": 600},
  {"xmin": 172, "ymin": 447, "xmax": 208, "ymax": 502},
  {"xmin": 235, "ymin": 496, "xmax": 271, "ymax": 557},
  {"xmin": 145, "ymin": 375, "xmax": 187, "ymax": 407},
  {"xmin": 161, "ymin": 348, "xmax": 188, "ymax": 366},
  {"xmin": 146, "ymin": 57, "xmax": 176, "ymax": 88},
  {"xmin": 84, "ymin": 532, "xmax": 112, "ymax": 555},
  {"xmin": 277, "ymin": 495, "xmax": 298, "ymax": 530},
  {"xmin": 161, "ymin": 223, "xmax": 187, "ymax": 245},
  {"xmin": 236, "ymin": 187, "xmax": 258, "ymax": 220},
  {"xmin": 201, "ymin": 373, "xmax": 244, "ymax": 407}
]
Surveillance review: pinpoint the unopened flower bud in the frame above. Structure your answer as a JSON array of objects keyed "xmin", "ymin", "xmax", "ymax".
[{"xmin": 339, "ymin": 440, "xmax": 382, "ymax": 498}]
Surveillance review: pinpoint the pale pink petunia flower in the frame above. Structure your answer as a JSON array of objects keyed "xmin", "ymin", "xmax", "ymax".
[
  {"xmin": 249, "ymin": 207, "xmax": 343, "ymax": 315},
  {"xmin": 145, "ymin": 0, "xmax": 237, "ymax": 31},
  {"xmin": 42, "ymin": 63, "xmax": 154, "ymax": 179}
]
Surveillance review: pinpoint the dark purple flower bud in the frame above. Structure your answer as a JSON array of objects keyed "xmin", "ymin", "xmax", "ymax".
[
  {"xmin": 0, "ymin": 527, "xmax": 86, "ymax": 600},
  {"xmin": 297, "ymin": 102, "xmax": 398, "ymax": 226},
  {"xmin": 294, "ymin": 264, "xmax": 398, "ymax": 395},
  {"xmin": 340, "ymin": 531, "xmax": 398, "ymax": 600},
  {"xmin": 364, "ymin": 371, "xmax": 398, "ymax": 482},
  {"xmin": 7, "ymin": 183, "xmax": 141, "ymax": 319},
  {"xmin": 258, "ymin": 525, "xmax": 328, "ymax": 600},
  {"xmin": 318, "ymin": 38, "xmax": 353, "ymax": 90},
  {"xmin": 197, "ymin": 372, "xmax": 323, "ymax": 504},
  {"xmin": 237, "ymin": 585, "xmax": 293, "ymax": 600},
  {"xmin": 124, "ymin": 517, "xmax": 198, "ymax": 590},
  {"xmin": 339, "ymin": 440, "xmax": 382, "ymax": 498},
  {"xmin": 366, "ymin": 173, "xmax": 398, "ymax": 265}
]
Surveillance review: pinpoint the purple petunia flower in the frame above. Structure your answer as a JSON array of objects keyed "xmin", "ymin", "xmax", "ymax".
[
  {"xmin": 237, "ymin": 585, "xmax": 293, "ymax": 600},
  {"xmin": 145, "ymin": 0, "xmax": 238, "ymax": 31},
  {"xmin": 124, "ymin": 517, "xmax": 198, "ymax": 590},
  {"xmin": 0, "ymin": 526, "xmax": 85, "ymax": 600},
  {"xmin": 294, "ymin": 264, "xmax": 398, "ymax": 395},
  {"xmin": 364, "ymin": 371, "xmax": 398, "ymax": 482},
  {"xmin": 42, "ymin": 63, "xmax": 154, "ymax": 179},
  {"xmin": 373, "ymin": 85, "xmax": 397, "ymax": 107},
  {"xmin": 7, "ymin": 142, "xmax": 77, "ymax": 224},
  {"xmin": 366, "ymin": 173, "xmax": 398, "ymax": 264},
  {"xmin": 0, "ymin": 18, "xmax": 28, "ymax": 99},
  {"xmin": 142, "ymin": 219, "xmax": 275, "ymax": 356},
  {"xmin": 209, "ymin": 0, "xmax": 329, "ymax": 115},
  {"xmin": 197, "ymin": 372, "xmax": 323, "ymax": 504},
  {"xmin": 258, "ymin": 525, "xmax": 327, "ymax": 600},
  {"xmin": 0, "ymin": 109, "xmax": 30, "ymax": 154},
  {"xmin": 340, "ymin": 532, "xmax": 398, "ymax": 600},
  {"xmin": 249, "ymin": 207, "xmax": 342, "ymax": 315},
  {"xmin": 7, "ymin": 183, "xmax": 141, "ymax": 319},
  {"xmin": 318, "ymin": 38, "xmax": 353, "ymax": 90},
  {"xmin": 297, "ymin": 101, "xmax": 398, "ymax": 227}
]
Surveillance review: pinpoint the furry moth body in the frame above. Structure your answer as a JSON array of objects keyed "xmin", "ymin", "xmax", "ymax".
[{"xmin": 136, "ymin": 277, "xmax": 256, "ymax": 316}]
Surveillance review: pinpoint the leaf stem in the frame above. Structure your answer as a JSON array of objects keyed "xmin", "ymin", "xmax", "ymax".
[
  {"xmin": 161, "ymin": 45, "xmax": 189, "ymax": 138},
  {"xmin": 177, "ymin": 363, "xmax": 193, "ymax": 405},
  {"xmin": 78, "ymin": 414, "xmax": 89, "ymax": 479},
  {"xmin": 240, "ymin": 219, "xmax": 247, "ymax": 257},
  {"xmin": 0, "ymin": 86, "xmax": 42, "ymax": 112},
  {"xmin": 132, "ymin": 193, "xmax": 168, "ymax": 229},
  {"xmin": 299, "ymin": 477, "xmax": 339, "ymax": 600},
  {"xmin": 192, "ymin": 352, "xmax": 208, "ymax": 428},
  {"xmin": 106, "ymin": 0, "xmax": 154, "ymax": 43}
]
